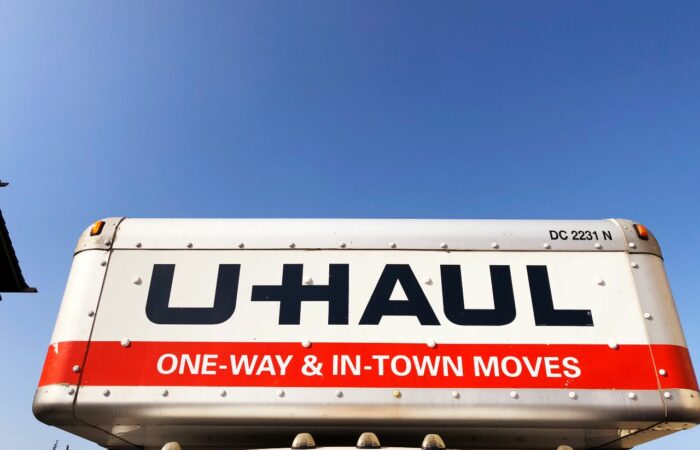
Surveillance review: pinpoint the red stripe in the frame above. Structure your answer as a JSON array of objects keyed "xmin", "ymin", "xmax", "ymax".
[
  {"xmin": 38, "ymin": 341, "xmax": 88, "ymax": 387},
  {"xmin": 39, "ymin": 341, "xmax": 698, "ymax": 391},
  {"xmin": 650, "ymin": 345, "xmax": 698, "ymax": 391}
]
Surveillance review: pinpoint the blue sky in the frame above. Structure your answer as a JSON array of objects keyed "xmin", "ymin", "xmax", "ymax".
[{"xmin": 1, "ymin": 1, "xmax": 699, "ymax": 448}]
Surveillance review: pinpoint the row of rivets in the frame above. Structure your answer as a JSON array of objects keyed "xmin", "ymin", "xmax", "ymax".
[
  {"xmin": 635, "ymin": 247, "xmax": 659, "ymax": 394},
  {"xmin": 297, "ymin": 338, "xmax": 441, "ymax": 348},
  {"xmin": 114, "ymin": 337, "xmax": 494, "ymax": 350},
  {"xmin": 86, "ymin": 258, "xmax": 109, "ymax": 321},
  {"xmin": 132, "ymin": 271, "xmax": 609, "ymax": 291},
  {"xmin": 545, "ymin": 242, "xmax": 607, "ymax": 250},
  {"xmin": 87, "ymin": 388, "xmax": 674, "ymax": 402},
  {"xmin": 130, "ymin": 241, "xmax": 630, "ymax": 250}
]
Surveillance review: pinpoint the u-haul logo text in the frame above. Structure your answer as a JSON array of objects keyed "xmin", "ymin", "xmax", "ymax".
[{"xmin": 145, "ymin": 264, "xmax": 593, "ymax": 327}]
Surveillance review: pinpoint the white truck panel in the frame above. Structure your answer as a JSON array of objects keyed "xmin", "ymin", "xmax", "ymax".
[
  {"xmin": 90, "ymin": 250, "xmax": 645, "ymax": 345},
  {"xmin": 34, "ymin": 218, "xmax": 698, "ymax": 450}
]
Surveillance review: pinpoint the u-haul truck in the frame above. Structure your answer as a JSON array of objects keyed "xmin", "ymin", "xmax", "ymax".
[{"xmin": 34, "ymin": 219, "xmax": 699, "ymax": 450}]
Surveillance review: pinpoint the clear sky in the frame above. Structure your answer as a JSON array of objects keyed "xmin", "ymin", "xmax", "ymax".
[{"xmin": 1, "ymin": 1, "xmax": 699, "ymax": 449}]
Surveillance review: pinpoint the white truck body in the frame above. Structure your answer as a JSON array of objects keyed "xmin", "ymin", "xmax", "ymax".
[{"xmin": 34, "ymin": 219, "xmax": 700, "ymax": 449}]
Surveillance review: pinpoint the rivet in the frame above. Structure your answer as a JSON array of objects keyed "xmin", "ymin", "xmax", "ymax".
[
  {"xmin": 643, "ymin": 312, "xmax": 652, "ymax": 320},
  {"xmin": 629, "ymin": 242, "xmax": 637, "ymax": 249},
  {"xmin": 339, "ymin": 242, "xmax": 347, "ymax": 248},
  {"xmin": 451, "ymin": 391, "xmax": 460, "ymax": 399},
  {"xmin": 121, "ymin": 338, "xmax": 131, "ymax": 348},
  {"xmin": 393, "ymin": 390, "xmax": 402, "ymax": 398},
  {"xmin": 491, "ymin": 242, "xmax": 499, "ymax": 249},
  {"xmin": 237, "ymin": 242, "xmax": 245, "ymax": 248},
  {"xmin": 277, "ymin": 389, "xmax": 285, "ymax": 398},
  {"xmin": 68, "ymin": 388, "xmax": 75, "ymax": 395},
  {"xmin": 162, "ymin": 389, "xmax": 169, "ymax": 397},
  {"xmin": 389, "ymin": 242, "xmax": 397, "ymax": 249},
  {"xmin": 132, "ymin": 277, "xmax": 142, "ymax": 285},
  {"xmin": 427, "ymin": 339, "xmax": 436, "ymax": 348},
  {"xmin": 301, "ymin": 339, "xmax": 311, "ymax": 348},
  {"xmin": 304, "ymin": 277, "xmax": 313, "ymax": 285},
  {"xmin": 100, "ymin": 260, "xmax": 107, "ymax": 266},
  {"xmin": 595, "ymin": 277, "xmax": 605, "ymax": 286},
  {"xmin": 289, "ymin": 242, "xmax": 296, "ymax": 248},
  {"xmin": 335, "ymin": 390, "xmax": 343, "ymax": 398},
  {"xmin": 631, "ymin": 262, "xmax": 639, "ymax": 268},
  {"xmin": 220, "ymin": 390, "xmax": 227, "ymax": 397},
  {"xmin": 87, "ymin": 310, "xmax": 95, "ymax": 317},
  {"xmin": 186, "ymin": 242, "xmax": 193, "ymax": 248},
  {"xmin": 72, "ymin": 365, "xmax": 81, "ymax": 373},
  {"xmin": 543, "ymin": 243, "xmax": 551, "ymax": 249},
  {"xmin": 664, "ymin": 392, "xmax": 672, "ymax": 399},
  {"xmin": 423, "ymin": 277, "xmax": 433, "ymax": 285},
  {"xmin": 659, "ymin": 369, "xmax": 667, "ymax": 376},
  {"xmin": 594, "ymin": 243, "xmax": 602, "ymax": 249},
  {"xmin": 135, "ymin": 242, "xmax": 142, "ymax": 248},
  {"xmin": 628, "ymin": 392, "xmax": 637, "ymax": 400},
  {"xmin": 608, "ymin": 342, "xmax": 619, "ymax": 350},
  {"xmin": 103, "ymin": 389, "xmax": 111, "ymax": 397},
  {"xmin": 439, "ymin": 242, "xmax": 448, "ymax": 249},
  {"xmin": 568, "ymin": 391, "xmax": 577, "ymax": 399},
  {"xmin": 510, "ymin": 391, "xmax": 519, "ymax": 399}
]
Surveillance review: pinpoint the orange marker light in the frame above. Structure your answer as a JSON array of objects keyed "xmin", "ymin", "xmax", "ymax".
[
  {"xmin": 633, "ymin": 224, "xmax": 649, "ymax": 240},
  {"xmin": 90, "ymin": 220, "xmax": 106, "ymax": 236}
]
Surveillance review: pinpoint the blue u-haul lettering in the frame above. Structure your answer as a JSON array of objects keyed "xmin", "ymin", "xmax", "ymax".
[{"xmin": 145, "ymin": 264, "xmax": 594, "ymax": 327}]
